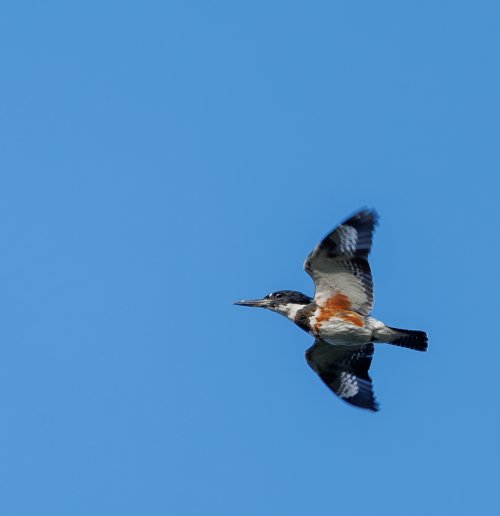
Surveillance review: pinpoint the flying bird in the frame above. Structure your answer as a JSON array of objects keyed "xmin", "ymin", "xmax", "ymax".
[{"xmin": 235, "ymin": 208, "xmax": 427, "ymax": 411}]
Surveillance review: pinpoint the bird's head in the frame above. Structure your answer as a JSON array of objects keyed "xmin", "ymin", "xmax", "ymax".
[{"xmin": 234, "ymin": 290, "xmax": 312, "ymax": 319}]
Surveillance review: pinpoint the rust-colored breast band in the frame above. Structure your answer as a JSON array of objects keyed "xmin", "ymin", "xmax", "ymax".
[{"xmin": 314, "ymin": 292, "xmax": 365, "ymax": 330}]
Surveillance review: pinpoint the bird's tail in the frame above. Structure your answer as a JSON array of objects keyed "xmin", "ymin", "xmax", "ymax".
[{"xmin": 387, "ymin": 327, "xmax": 428, "ymax": 352}]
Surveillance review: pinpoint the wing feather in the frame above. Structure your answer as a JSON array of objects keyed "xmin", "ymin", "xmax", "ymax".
[
  {"xmin": 304, "ymin": 208, "xmax": 378, "ymax": 315},
  {"xmin": 305, "ymin": 340, "xmax": 378, "ymax": 411}
]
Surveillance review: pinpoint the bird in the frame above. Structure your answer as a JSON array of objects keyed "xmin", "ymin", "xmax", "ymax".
[{"xmin": 234, "ymin": 208, "xmax": 427, "ymax": 412}]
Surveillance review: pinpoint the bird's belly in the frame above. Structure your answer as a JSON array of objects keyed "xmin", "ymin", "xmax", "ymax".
[{"xmin": 315, "ymin": 317, "xmax": 372, "ymax": 346}]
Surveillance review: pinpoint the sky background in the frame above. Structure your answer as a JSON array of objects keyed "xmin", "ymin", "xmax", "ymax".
[{"xmin": 1, "ymin": 1, "xmax": 499, "ymax": 515}]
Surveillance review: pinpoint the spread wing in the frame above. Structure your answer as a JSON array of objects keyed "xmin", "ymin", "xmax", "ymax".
[
  {"xmin": 304, "ymin": 208, "xmax": 378, "ymax": 315},
  {"xmin": 305, "ymin": 340, "xmax": 379, "ymax": 411}
]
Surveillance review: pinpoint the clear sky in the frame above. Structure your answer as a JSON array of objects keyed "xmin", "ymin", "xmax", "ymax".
[{"xmin": 1, "ymin": 1, "xmax": 499, "ymax": 515}]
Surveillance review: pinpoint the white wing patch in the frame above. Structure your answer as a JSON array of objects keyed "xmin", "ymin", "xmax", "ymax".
[
  {"xmin": 336, "ymin": 225, "xmax": 358, "ymax": 254},
  {"xmin": 337, "ymin": 372, "xmax": 360, "ymax": 399}
]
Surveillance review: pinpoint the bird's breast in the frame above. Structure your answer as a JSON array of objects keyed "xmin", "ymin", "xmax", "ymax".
[
  {"xmin": 313, "ymin": 317, "xmax": 372, "ymax": 345},
  {"xmin": 295, "ymin": 294, "xmax": 371, "ymax": 344}
]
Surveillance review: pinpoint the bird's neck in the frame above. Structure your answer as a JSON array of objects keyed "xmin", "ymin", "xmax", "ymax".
[{"xmin": 274, "ymin": 303, "xmax": 308, "ymax": 320}]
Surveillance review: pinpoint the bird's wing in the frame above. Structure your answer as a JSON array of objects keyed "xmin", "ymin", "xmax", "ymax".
[
  {"xmin": 304, "ymin": 208, "xmax": 378, "ymax": 315},
  {"xmin": 305, "ymin": 340, "xmax": 379, "ymax": 411}
]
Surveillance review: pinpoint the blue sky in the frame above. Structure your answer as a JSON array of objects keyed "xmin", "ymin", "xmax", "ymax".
[{"xmin": 1, "ymin": 1, "xmax": 499, "ymax": 514}]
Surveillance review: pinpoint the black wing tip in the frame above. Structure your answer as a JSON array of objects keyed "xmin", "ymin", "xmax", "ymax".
[
  {"xmin": 345, "ymin": 207, "xmax": 380, "ymax": 227},
  {"xmin": 353, "ymin": 398, "xmax": 380, "ymax": 412},
  {"xmin": 341, "ymin": 381, "xmax": 380, "ymax": 412},
  {"xmin": 359, "ymin": 404, "xmax": 380, "ymax": 412},
  {"xmin": 330, "ymin": 385, "xmax": 380, "ymax": 412},
  {"xmin": 336, "ymin": 390, "xmax": 380, "ymax": 412}
]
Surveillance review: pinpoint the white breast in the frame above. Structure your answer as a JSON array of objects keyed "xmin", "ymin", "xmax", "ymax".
[{"xmin": 314, "ymin": 317, "xmax": 373, "ymax": 346}]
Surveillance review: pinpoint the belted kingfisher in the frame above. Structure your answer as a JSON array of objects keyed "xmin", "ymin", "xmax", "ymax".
[{"xmin": 235, "ymin": 208, "xmax": 427, "ymax": 412}]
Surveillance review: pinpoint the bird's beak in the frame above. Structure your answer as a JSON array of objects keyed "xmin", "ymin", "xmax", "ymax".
[{"xmin": 234, "ymin": 298, "xmax": 270, "ymax": 308}]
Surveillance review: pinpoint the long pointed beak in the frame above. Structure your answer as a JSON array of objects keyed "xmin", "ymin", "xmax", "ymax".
[{"xmin": 234, "ymin": 298, "xmax": 269, "ymax": 308}]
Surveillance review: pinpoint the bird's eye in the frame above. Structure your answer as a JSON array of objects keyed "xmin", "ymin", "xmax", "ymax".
[{"xmin": 274, "ymin": 292, "xmax": 282, "ymax": 299}]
